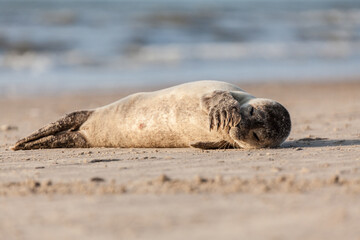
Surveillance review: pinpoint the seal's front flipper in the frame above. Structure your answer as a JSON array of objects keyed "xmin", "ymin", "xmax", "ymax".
[
  {"xmin": 200, "ymin": 91, "xmax": 242, "ymax": 131},
  {"xmin": 12, "ymin": 110, "xmax": 92, "ymax": 150},
  {"xmin": 190, "ymin": 140, "xmax": 233, "ymax": 150}
]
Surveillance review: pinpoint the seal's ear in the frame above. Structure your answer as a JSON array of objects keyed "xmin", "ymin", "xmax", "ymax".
[{"xmin": 190, "ymin": 140, "xmax": 233, "ymax": 149}]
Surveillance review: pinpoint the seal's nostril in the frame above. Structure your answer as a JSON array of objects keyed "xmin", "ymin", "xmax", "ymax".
[
  {"xmin": 253, "ymin": 132, "xmax": 260, "ymax": 141},
  {"xmin": 250, "ymin": 106, "xmax": 254, "ymax": 116}
]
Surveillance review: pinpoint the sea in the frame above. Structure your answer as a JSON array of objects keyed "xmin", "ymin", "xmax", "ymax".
[{"xmin": 0, "ymin": 0, "xmax": 360, "ymax": 96}]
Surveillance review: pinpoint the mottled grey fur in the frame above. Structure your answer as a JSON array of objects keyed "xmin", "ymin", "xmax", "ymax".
[{"xmin": 12, "ymin": 81, "xmax": 291, "ymax": 150}]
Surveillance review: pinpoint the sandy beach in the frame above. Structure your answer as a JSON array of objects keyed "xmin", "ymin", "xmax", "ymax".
[{"xmin": 1, "ymin": 80, "xmax": 360, "ymax": 240}]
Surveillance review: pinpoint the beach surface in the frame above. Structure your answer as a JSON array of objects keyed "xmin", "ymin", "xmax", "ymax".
[{"xmin": 1, "ymin": 81, "xmax": 360, "ymax": 240}]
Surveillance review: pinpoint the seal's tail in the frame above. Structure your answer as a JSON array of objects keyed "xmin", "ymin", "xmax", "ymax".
[{"xmin": 12, "ymin": 110, "xmax": 93, "ymax": 151}]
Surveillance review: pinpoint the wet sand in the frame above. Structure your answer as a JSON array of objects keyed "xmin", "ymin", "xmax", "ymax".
[{"xmin": 1, "ymin": 81, "xmax": 360, "ymax": 240}]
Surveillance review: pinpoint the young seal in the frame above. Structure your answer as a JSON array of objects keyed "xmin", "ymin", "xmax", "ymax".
[{"xmin": 12, "ymin": 80, "xmax": 291, "ymax": 150}]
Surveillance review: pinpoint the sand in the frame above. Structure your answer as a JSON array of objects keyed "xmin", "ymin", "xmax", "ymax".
[{"xmin": 1, "ymin": 81, "xmax": 360, "ymax": 240}]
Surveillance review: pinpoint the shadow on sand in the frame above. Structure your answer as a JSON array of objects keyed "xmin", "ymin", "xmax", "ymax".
[
  {"xmin": 282, "ymin": 137, "xmax": 360, "ymax": 149},
  {"xmin": 88, "ymin": 159, "xmax": 122, "ymax": 163}
]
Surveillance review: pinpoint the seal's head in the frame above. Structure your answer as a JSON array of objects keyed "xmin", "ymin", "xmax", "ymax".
[{"xmin": 229, "ymin": 98, "xmax": 291, "ymax": 149}]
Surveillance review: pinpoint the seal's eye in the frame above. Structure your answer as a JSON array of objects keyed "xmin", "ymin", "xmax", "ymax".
[
  {"xmin": 253, "ymin": 132, "xmax": 260, "ymax": 141},
  {"xmin": 249, "ymin": 106, "xmax": 254, "ymax": 116}
]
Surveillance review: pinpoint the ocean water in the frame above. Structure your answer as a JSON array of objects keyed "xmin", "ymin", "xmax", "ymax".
[{"xmin": 0, "ymin": 0, "xmax": 360, "ymax": 96}]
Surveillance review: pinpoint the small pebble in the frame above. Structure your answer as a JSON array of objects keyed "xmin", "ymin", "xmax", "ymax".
[
  {"xmin": 300, "ymin": 167, "xmax": 310, "ymax": 174},
  {"xmin": 156, "ymin": 174, "xmax": 171, "ymax": 183},
  {"xmin": 0, "ymin": 124, "xmax": 18, "ymax": 131},
  {"xmin": 214, "ymin": 175, "xmax": 223, "ymax": 183},
  {"xmin": 90, "ymin": 177, "xmax": 105, "ymax": 182},
  {"xmin": 331, "ymin": 175, "xmax": 340, "ymax": 184},
  {"xmin": 271, "ymin": 167, "xmax": 281, "ymax": 173},
  {"xmin": 41, "ymin": 180, "xmax": 52, "ymax": 186},
  {"xmin": 194, "ymin": 175, "xmax": 207, "ymax": 184}
]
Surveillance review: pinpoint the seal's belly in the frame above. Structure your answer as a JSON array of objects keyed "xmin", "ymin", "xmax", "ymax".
[{"xmin": 80, "ymin": 94, "xmax": 222, "ymax": 148}]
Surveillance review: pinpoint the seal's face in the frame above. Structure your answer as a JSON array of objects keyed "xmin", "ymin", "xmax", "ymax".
[{"xmin": 229, "ymin": 99, "xmax": 291, "ymax": 149}]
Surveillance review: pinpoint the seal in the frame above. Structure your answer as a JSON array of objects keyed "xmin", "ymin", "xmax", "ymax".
[{"xmin": 12, "ymin": 80, "xmax": 291, "ymax": 150}]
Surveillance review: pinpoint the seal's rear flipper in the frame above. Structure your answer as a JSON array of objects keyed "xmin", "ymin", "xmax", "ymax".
[
  {"xmin": 12, "ymin": 131, "xmax": 89, "ymax": 150},
  {"xmin": 190, "ymin": 140, "xmax": 234, "ymax": 150},
  {"xmin": 12, "ymin": 110, "xmax": 93, "ymax": 150}
]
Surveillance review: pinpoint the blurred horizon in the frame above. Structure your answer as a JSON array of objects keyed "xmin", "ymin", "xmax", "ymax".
[{"xmin": 0, "ymin": 0, "xmax": 360, "ymax": 96}]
